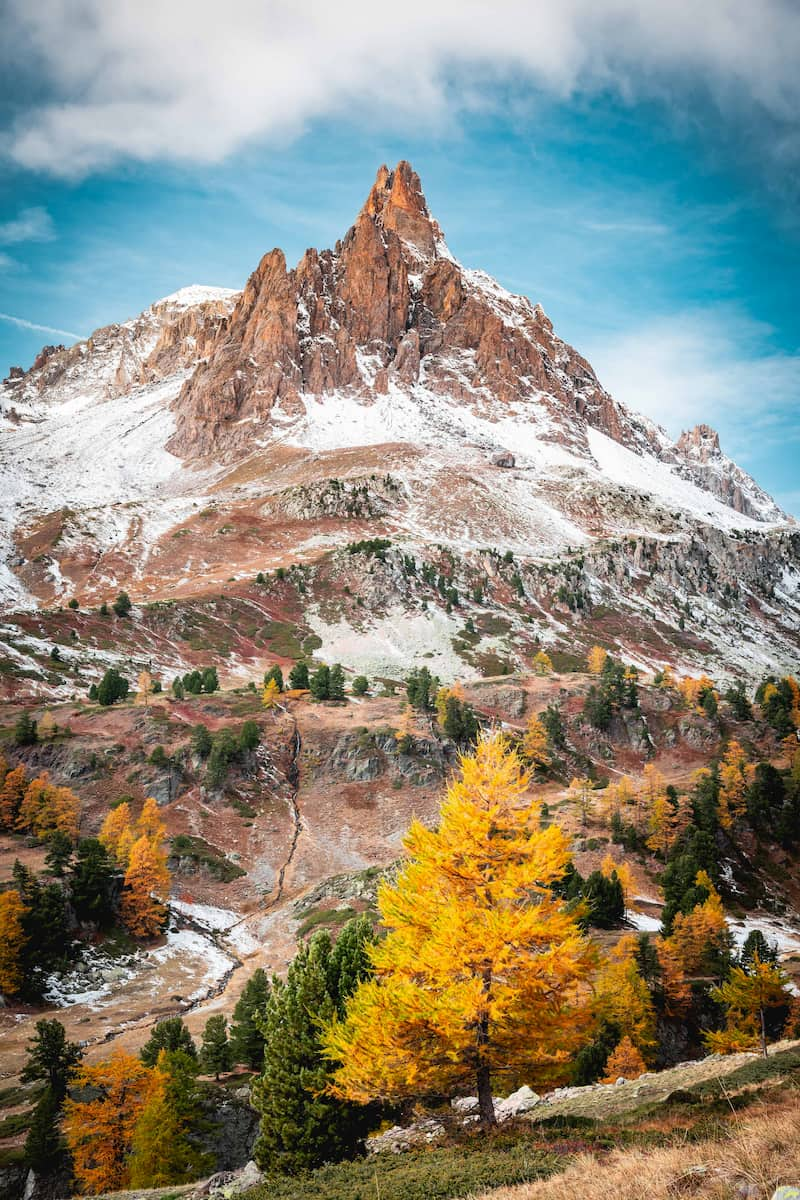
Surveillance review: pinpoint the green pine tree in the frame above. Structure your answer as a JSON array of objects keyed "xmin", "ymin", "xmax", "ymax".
[
  {"xmin": 251, "ymin": 929, "xmax": 377, "ymax": 1174},
  {"xmin": 140, "ymin": 1017, "xmax": 197, "ymax": 1067},
  {"xmin": 21, "ymin": 1019, "xmax": 82, "ymax": 1101},
  {"xmin": 200, "ymin": 1015, "xmax": 231, "ymax": 1080},
  {"xmin": 229, "ymin": 968, "xmax": 270, "ymax": 1069},
  {"xmin": 288, "ymin": 661, "xmax": 310, "ymax": 690},
  {"xmin": 329, "ymin": 664, "xmax": 346, "ymax": 701},
  {"xmin": 24, "ymin": 1087, "xmax": 64, "ymax": 1176}
]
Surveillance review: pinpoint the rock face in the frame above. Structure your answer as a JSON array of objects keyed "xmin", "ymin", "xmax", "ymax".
[
  {"xmin": 674, "ymin": 424, "xmax": 782, "ymax": 521},
  {"xmin": 169, "ymin": 161, "xmax": 659, "ymax": 464}
]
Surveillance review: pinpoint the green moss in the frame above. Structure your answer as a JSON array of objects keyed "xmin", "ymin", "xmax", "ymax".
[{"xmin": 296, "ymin": 905, "xmax": 360, "ymax": 938}]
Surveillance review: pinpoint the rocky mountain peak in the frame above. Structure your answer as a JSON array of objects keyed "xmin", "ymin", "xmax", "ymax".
[
  {"xmin": 677, "ymin": 423, "xmax": 722, "ymax": 461},
  {"xmin": 360, "ymin": 160, "xmax": 443, "ymax": 260}
]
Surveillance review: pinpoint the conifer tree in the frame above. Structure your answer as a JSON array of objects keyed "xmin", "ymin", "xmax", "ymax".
[
  {"xmin": 0, "ymin": 764, "xmax": 27, "ymax": 830},
  {"xmin": 128, "ymin": 1049, "xmax": 210, "ymax": 1188},
  {"xmin": 601, "ymin": 1035, "xmax": 646, "ymax": 1083},
  {"xmin": 21, "ymin": 1019, "xmax": 82, "ymax": 1100},
  {"xmin": 99, "ymin": 801, "xmax": 134, "ymax": 867},
  {"xmin": 288, "ymin": 661, "xmax": 310, "ymax": 691},
  {"xmin": 309, "ymin": 665, "xmax": 331, "ymax": 700},
  {"xmin": 64, "ymin": 1051, "xmax": 155, "ymax": 1194},
  {"xmin": 229, "ymin": 968, "xmax": 270, "ymax": 1068},
  {"xmin": 717, "ymin": 740, "xmax": 754, "ymax": 829},
  {"xmin": 522, "ymin": 713, "xmax": 550, "ymax": 769},
  {"xmin": 70, "ymin": 838, "xmax": 117, "ymax": 926},
  {"xmin": 24, "ymin": 1087, "xmax": 64, "ymax": 1176},
  {"xmin": 329, "ymin": 663, "xmax": 346, "ymax": 701},
  {"xmin": 532, "ymin": 649, "xmax": 553, "ymax": 675},
  {"xmin": 136, "ymin": 796, "xmax": 166, "ymax": 843},
  {"xmin": 200, "ymin": 1015, "xmax": 231, "ymax": 1080},
  {"xmin": 263, "ymin": 664, "xmax": 284, "ymax": 692},
  {"xmin": 262, "ymin": 678, "xmax": 280, "ymax": 709},
  {"xmin": 323, "ymin": 734, "xmax": 595, "ymax": 1127},
  {"xmin": 587, "ymin": 645, "xmax": 607, "ymax": 674},
  {"xmin": 706, "ymin": 956, "xmax": 790, "ymax": 1057},
  {"xmin": 140, "ymin": 1017, "xmax": 197, "ymax": 1067},
  {"xmin": 0, "ymin": 889, "xmax": 28, "ymax": 994},
  {"xmin": 120, "ymin": 834, "xmax": 169, "ymax": 939},
  {"xmin": 16, "ymin": 774, "xmax": 81, "ymax": 841},
  {"xmin": 593, "ymin": 936, "xmax": 657, "ymax": 1059},
  {"xmin": 251, "ymin": 928, "xmax": 376, "ymax": 1174},
  {"xmin": 14, "ymin": 710, "xmax": 38, "ymax": 746}
]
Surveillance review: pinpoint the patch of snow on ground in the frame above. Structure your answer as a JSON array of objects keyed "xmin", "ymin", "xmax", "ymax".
[
  {"xmin": 170, "ymin": 900, "xmax": 239, "ymax": 931},
  {"xmin": 148, "ymin": 926, "xmax": 236, "ymax": 1000},
  {"xmin": 625, "ymin": 909, "xmax": 662, "ymax": 933},
  {"xmin": 727, "ymin": 914, "xmax": 800, "ymax": 958}
]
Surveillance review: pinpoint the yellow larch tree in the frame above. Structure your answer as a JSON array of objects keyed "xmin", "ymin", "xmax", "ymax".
[
  {"xmin": 587, "ymin": 645, "xmax": 607, "ymax": 674},
  {"xmin": 569, "ymin": 777, "xmax": 594, "ymax": 828},
  {"xmin": 0, "ymin": 889, "xmax": 28, "ymax": 994},
  {"xmin": 37, "ymin": 711, "xmax": 57, "ymax": 740},
  {"xmin": 646, "ymin": 793, "xmax": 677, "ymax": 858},
  {"xmin": 136, "ymin": 796, "xmax": 166, "ymax": 843},
  {"xmin": 120, "ymin": 834, "xmax": 170, "ymax": 939},
  {"xmin": 601, "ymin": 1035, "xmax": 647, "ymax": 1083},
  {"xmin": 64, "ymin": 1051, "xmax": 157, "ymax": 1194},
  {"xmin": 655, "ymin": 664, "xmax": 675, "ymax": 689},
  {"xmin": 706, "ymin": 956, "xmax": 791, "ymax": 1058},
  {"xmin": 16, "ymin": 773, "xmax": 80, "ymax": 841},
  {"xmin": 262, "ymin": 678, "xmax": 281, "ymax": 710},
  {"xmin": 0, "ymin": 764, "xmax": 28, "ymax": 831},
  {"xmin": 99, "ymin": 802, "xmax": 135, "ymax": 868},
  {"xmin": 717, "ymin": 740, "xmax": 754, "ymax": 829},
  {"xmin": 668, "ymin": 871, "xmax": 730, "ymax": 977},
  {"xmin": 521, "ymin": 712, "xmax": 550, "ymax": 769},
  {"xmin": 322, "ymin": 733, "xmax": 596, "ymax": 1126},
  {"xmin": 532, "ymin": 649, "xmax": 553, "ymax": 675},
  {"xmin": 656, "ymin": 940, "xmax": 692, "ymax": 1017},
  {"xmin": 593, "ymin": 935, "xmax": 657, "ymax": 1061}
]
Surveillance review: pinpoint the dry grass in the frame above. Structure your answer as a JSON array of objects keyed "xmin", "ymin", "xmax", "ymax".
[{"xmin": 478, "ymin": 1100, "xmax": 800, "ymax": 1200}]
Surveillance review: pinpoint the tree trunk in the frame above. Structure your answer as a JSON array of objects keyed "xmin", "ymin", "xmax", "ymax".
[
  {"xmin": 476, "ymin": 1061, "xmax": 495, "ymax": 1127},
  {"xmin": 759, "ymin": 1005, "xmax": 768, "ymax": 1059}
]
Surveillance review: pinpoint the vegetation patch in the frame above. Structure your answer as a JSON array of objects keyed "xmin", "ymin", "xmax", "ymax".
[{"xmin": 169, "ymin": 834, "xmax": 246, "ymax": 882}]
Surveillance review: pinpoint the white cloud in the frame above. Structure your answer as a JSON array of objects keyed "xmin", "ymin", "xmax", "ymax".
[
  {"xmin": 584, "ymin": 307, "xmax": 800, "ymax": 457},
  {"xmin": 4, "ymin": 0, "xmax": 799, "ymax": 176},
  {"xmin": 0, "ymin": 311, "xmax": 81, "ymax": 340},
  {"xmin": 0, "ymin": 206, "xmax": 55, "ymax": 244}
]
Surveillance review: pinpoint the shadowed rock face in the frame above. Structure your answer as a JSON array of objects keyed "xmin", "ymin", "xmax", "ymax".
[{"xmin": 167, "ymin": 160, "xmax": 649, "ymax": 461}]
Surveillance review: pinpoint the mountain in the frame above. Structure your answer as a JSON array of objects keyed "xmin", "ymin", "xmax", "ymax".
[{"xmin": 0, "ymin": 162, "xmax": 798, "ymax": 691}]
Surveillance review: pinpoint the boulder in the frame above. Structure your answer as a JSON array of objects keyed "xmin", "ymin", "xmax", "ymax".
[
  {"xmin": 495, "ymin": 1084, "xmax": 540, "ymax": 1119},
  {"xmin": 491, "ymin": 451, "xmax": 515, "ymax": 468}
]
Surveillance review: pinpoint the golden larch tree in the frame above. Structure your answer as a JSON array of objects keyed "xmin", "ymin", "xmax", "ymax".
[
  {"xmin": 64, "ymin": 1051, "xmax": 157, "ymax": 1194},
  {"xmin": 600, "ymin": 853, "xmax": 632, "ymax": 906},
  {"xmin": 120, "ymin": 834, "xmax": 170, "ymax": 939},
  {"xmin": 602, "ymin": 1035, "xmax": 646, "ymax": 1083},
  {"xmin": 322, "ymin": 733, "xmax": 596, "ymax": 1126},
  {"xmin": 717, "ymin": 740, "xmax": 754, "ymax": 829},
  {"xmin": 99, "ymin": 802, "xmax": 134, "ymax": 867},
  {"xmin": 586, "ymin": 645, "xmax": 607, "ymax": 675},
  {"xmin": 16, "ymin": 774, "xmax": 80, "ymax": 841},
  {"xmin": 668, "ymin": 871, "xmax": 730, "ymax": 977},
  {"xmin": 646, "ymin": 793, "xmax": 677, "ymax": 858},
  {"xmin": 706, "ymin": 956, "xmax": 791, "ymax": 1058},
  {"xmin": 532, "ymin": 649, "xmax": 553, "ymax": 675},
  {"xmin": 136, "ymin": 796, "xmax": 166, "ymax": 843},
  {"xmin": 136, "ymin": 670, "xmax": 153, "ymax": 708},
  {"xmin": 569, "ymin": 777, "xmax": 594, "ymax": 828},
  {"xmin": 521, "ymin": 713, "xmax": 550, "ymax": 769},
  {"xmin": 593, "ymin": 935, "xmax": 657, "ymax": 1060},
  {"xmin": 37, "ymin": 711, "xmax": 57, "ymax": 740},
  {"xmin": 0, "ymin": 764, "xmax": 27, "ymax": 831},
  {"xmin": 0, "ymin": 890, "xmax": 28, "ymax": 994},
  {"xmin": 262, "ymin": 678, "xmax": 280, "ymax": 710},
  {"xmin": 656, "ymin": 940, "xmax": 692, "ymax": 1016}
]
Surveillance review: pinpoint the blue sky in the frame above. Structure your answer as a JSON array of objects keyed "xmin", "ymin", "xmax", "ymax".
[{"xmin": 1, "ymin": 1, "xmax": 798, "ymax": 513}]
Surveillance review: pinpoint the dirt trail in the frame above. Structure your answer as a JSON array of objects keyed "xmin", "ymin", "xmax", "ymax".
[{"xmin": 264, "ymin": 717, "xmax": 303, "ymax": 910}]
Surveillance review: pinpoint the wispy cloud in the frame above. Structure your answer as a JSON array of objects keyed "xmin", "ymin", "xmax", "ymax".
[
  {"xmin": 0, "ymin": 312, "xmax": 81, "ymax": 340},
  {"xmin": 0, "ymin": 205, "xmax": 55, "ymax": 244},
  {"xmin": 585, "ymin": 306, "xmax": 800, "ymax": 460},
  {"xmin": 583, "ymin": 219, "xmax": 670, "ymax": 237},
  {"xmin": 4, "ymin": 0, "xmax": 799, "ymax": 177}
]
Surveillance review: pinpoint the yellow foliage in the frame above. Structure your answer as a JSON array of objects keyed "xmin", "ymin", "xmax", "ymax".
[
  {"xmin": 99, "ymin": 802, "xmax": 134, "ymax": 867},
  {"xmin": 16, "ymin": 772, "xmax": 80, "ymax": 841},
  {"xmin": 678, "ymin": 674, "xmax": 717, "ymax": 710},
  {"xmin": 120, "ymin": 834, "xmax": 170, "ymax": 939},
  {"xmin": 37, "ymin": 711, "xmax": 57, "ymax": 739},
  {"xmin": 645, "ymin": 793, "xmax": 677, "ymax": 858},
  {"xmin": 522, "ymin": 713, "xmax": 550, "ymax": 768},
  {"xmin": 593, "ymin": 936, "xmax": 657, "ymax": 1058},
  {"xmin": 262, "ymin": 678, "xmax": 281, "ymax": 709},
  {"xmin": 0, "ymin": 765, "xmax": 28, "ymax": 831},
  {"xmin": 656, "ymin": 665, "xmax": 675, "ymax": 689},
  {"xmin": 64, "ymin": 1052, "xmax": 157, "ymax": 1194},
  {"xmin": 0, "ymin": 889, "xmax": 28, "ymax": 994},
  {"xmin": 532, "ymin": 650, "xmax": 553, "ymax": 675},
  {"xmin": 600, "ymin": 854, "xmax": 632, "ymax": 904},
  {"xmin": 601, "ymin": 1035, "xmax": 646, "ymax": 1083},
  {"xmin": 136, "ymin": 796, "xmax": 166, "ymax": 843},
  {"xmin": 656, "ymin": 940, "xmax": 692, "ymax": 1017},
  {"xmin": 717, "ymin": 739, "xmax": 754, "ymax": 829},
  {"xmin": 587, "ymin": 645, "xmax": 607, "ymax": 675},
  {"xmin": 705, "ymin": 956, "xmax": 791, "ymax": 1057},
  {"xmin": 136, "ymin": 670, "xmax": 153, "ymax": 707},
  {"xmin": 668, "ymin": 872, "xmax": 729, "ymax": 977},
  {"xmin": 323, "ymin": 733, "xmax": 596, "ymax": 1115}
]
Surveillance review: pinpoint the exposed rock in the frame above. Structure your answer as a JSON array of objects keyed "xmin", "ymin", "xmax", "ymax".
[
  {"xmin": 491, "ymin": 450, "xmax": 515, "ymax": 468},
  {"xmin": 366, "ymin": 1118, "xmax": 446, "ymax": 1156}
]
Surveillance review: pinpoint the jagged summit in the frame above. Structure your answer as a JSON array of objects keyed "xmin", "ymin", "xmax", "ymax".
[{"xmin": 360, "ymin": 160, "xmax": 445, "ymax": 260}]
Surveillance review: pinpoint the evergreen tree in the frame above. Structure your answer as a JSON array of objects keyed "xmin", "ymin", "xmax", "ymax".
[
  {"xmin": 405, "ymin": 666, "xmax": 436, "ymax": 710},
  {"xmin": 190, "ymin": 723, "xmax": 212, "ymax": 758},
  {"xmin": 44, "ymin": 830, "xmax": 74, "ymax": 877},
  {"xmin": 141, "ymin": 1018, "xmax": 197, "ymax": 1067},
  {"xmin": 21, "ymin": 1019, "xmax": 82, "ymax": 1101},
  {"xmin": 70, "ymin": 838, "xmax": 118, "ymax": 926},
  {"xmin": 252, "ymin": 930, "xmax": 377, "ymax": 1174},
  {"xmin": 288, "ymin": 661, "xmax": 310, "ymax": 690},
  {"xmin": 725, "ymin": 680, "xmax": 753, "ymax": 720},
  {"xmin": 229, "ymin": 968, "xmax": 270, "ymax": 1069},
  {"xmin": 239, "ymin": 720, "xmax": 260, "ymax": 752},
  {"xmin": 172, "ymin": 677, "xmax": 185, "ymax": 700},
  {"xmin": 201, "ymin": 667, "xmax": 219, "ymax": 694},
  {"xmin": 329, "ymin": 663, "xmax": 346, "ymax": 701},
  {"xmin": 24, "ymin": 1087, "xmax": 64, "ymax": 1176},
  {"xmin": 541, "ymin": 702, "xmax": 566, "ymax": 749},
  {"xmin": 14, "ymin": 710, "xmax": 38, "ymax": 746},
  {"xmin": 97, "ymin": 668, "xmax": 129, "ymax": 706},
  {"xmin": 112, "ymin": 591, "xmax": 132, "ymax": 617},
  {"xmin": 200, "ymin": 1015, "xmax": 231, "ymax": 1080},
  {"xmin": 351, "ymin": 675, "xmax": 369, "ymax": 696},
  {"xmin": 741, "ymin": 929, "xmax": 779, "ymax": 971},
  {"xmin": 128, "ymin": 1049, "xmax": 212, "ymax": 1188},
  {"xmin": 309, "ymin": 665, "xmax": 331, "ymax": 700}
]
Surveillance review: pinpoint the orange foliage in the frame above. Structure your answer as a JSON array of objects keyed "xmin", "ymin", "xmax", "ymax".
[
  {"xmin": 601, "ymin": 1035, "xmax": 646, "ymax": 1083},
  {"xmin": 522, "ymin": 713, "xmax": 550, "ymax": 768},
  {"xmin": 0, "ymin": 889, "xmax": 28, "ymax": 994},
  {"xmin": 64, "ymin": 1051, "xmax": 157, "ymax": 1194},
  {"xmin": 668, "ymin": 871, "xmax": 729, "ymax": 977},
  {"xmin": 16, "ymin": 772, "xmax": 81, "ymax": 841},
  {"xmin": 120, "ymin": 834, "xmax": 169, "ymax": 939},
  {"xmin": 99, "ymin": 802, "xmax": 134, "ymax": 867},
  {"xmin": 0, "ymin": 764, "xmax": 27, "ymax": 831},
  {"xmin": 587, "ymin": 645, "xmax": 607, "ymax": 674},
  {"xmin": 717, "ymin": 740, "xmax": 754, "ymax": 829}
]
